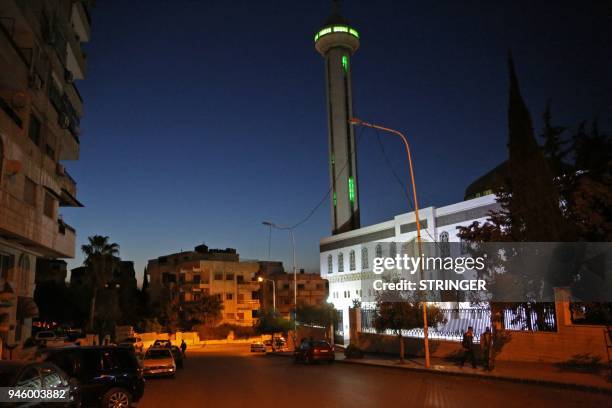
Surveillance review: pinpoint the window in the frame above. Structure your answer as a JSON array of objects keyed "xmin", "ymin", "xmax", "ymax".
[
  {"xmin": 24, "ymin": 177, "xmax": 37, "ymax": 206},
  {"xmin": 226, "ymin": 273, "xmax": 234, "ymax": 281},
  {"xmin": 237, "ymin": 312, "xmax": 244, "ymax": 320},
  {"xmin": 375, "ymin": 244, "xmax": 382, "ymax": 258},
  {"xmin": 0, "ymin": 252, "xmax": 13, "ymax": 281},
  {"xmin": 178, "ymin": 274, "xmax": 185, "ymax": 283},
  {"xmin": 390, "ymin": 242, "xmax": 397, "ymax": 258},
  {"xmin": 225, "ymin": 313, "xmax": 235, "ymax": 319},
  {"xmin": 327, "ymin": 254, "xmax": 333, "ymax": 274},
  {"xmin": 349, "ymin": 250, "xmax": 356, "ymax": 270},
  {"xmin": 236, "ymin": 275, "xmax": 244, "ymax": 283},
  {"xmin": 225, "ymin": 293, "xmax": 233, "ymax": 300},
  {"xmin": 439, "ymin": 232, "xmax": 450, "ymax": 257},
  {"xmin": 361, "ymin": 248, "xmax": 368, "ymax": 270},
  {"xmin": 28, "ymin": 115, "xmax": 41, "ymax": 146},
  {"xmin": 16, "ymin": 367, "xmax": 41, "ymax": 388},
  {"xmin": 214, "ymin": 273, "xmax": 223, "ymax": 280},
  {"xmin": 298, "ymin": 284, "xmax": 305, "ymax": 290},
  {"xmin": 18, "ymin": 255, "xmax": 30, "ymax": 294},
  {"xmin": 338, "ymin": 252, "xmax": 344, "ymax": 272},
  {"xmin": 193, "ymin": 274, "xmax": 201, "ymax": 283},
  {"xmin": 193, "ymin": 293, "xmax": 201, "ymax": 301},
  {"xmin": 45, "ymin": 144, "xmax": 55, "ymax": 160},
  {"xmin": 43, "ymin": 193, "xmax": 55, "ymax": 218},
  {"xmin": 283, "ymin": 283, "xmax": 290, "ymax": 289}
]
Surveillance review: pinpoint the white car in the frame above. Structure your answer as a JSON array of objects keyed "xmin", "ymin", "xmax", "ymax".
[
  {"xmin": 143, "ymin": 347, "xmax": 176, "ymax": 378},
  {"xmin": 34, "ymin": 331, "xmax": 65, "ymax": 347}
]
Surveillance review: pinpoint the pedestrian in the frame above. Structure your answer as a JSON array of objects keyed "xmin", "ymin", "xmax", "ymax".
[
  {"xmin": 460, "ymin": 326, "xmax": 476, "ymax": 368},
  {"xmin": 481, "ymin": 327, "xmax": 493, "ymax": 370},
  {"xmin": 180, "ymin": 339, "xmax": 187, "ymax": 358}
]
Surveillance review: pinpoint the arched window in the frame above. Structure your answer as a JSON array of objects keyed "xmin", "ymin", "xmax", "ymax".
[
  {"xmin": 361, "ymin": 247, "xmax": 368, "ymax": 270},
  {"xmin": 327, "ymin": 254, "xmax": 333, "ymax": 274},
  {"xmin": 338, "ymin": 252, "xmax": 344, "ymax": 272},
  {"xmin": 375, "ymin": 244, "xmax": 382, "ymax": 258},
  {"xmin": 18, "ymin": 254, "xmax": 30, "ymax": 294},
  {"xmin": 439, "ymin": 232, "xmax": 450, "ymax": 257},
  {"xmin": 389, "ymin": 242, "xmax": 397, "ymax": 258},
  {"xmin": 349, "ymin": 250, "xmax": 356, "ymax": 270}
]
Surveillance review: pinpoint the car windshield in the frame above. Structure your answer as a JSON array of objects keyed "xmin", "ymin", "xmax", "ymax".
[
  {"xmin": 146, "ymin": 350, "xmax": 171, "ymax": 359},
  {"xmin": 313, "ymin": 341, "xmax": 330, "ymax": 348}
]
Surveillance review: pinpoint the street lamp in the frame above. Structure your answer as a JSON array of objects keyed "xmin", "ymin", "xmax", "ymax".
[
  {"xmin": 262, "ymin": 221, "xmax": 298, "ymax": 338},
  {"xmin": 349, "ymin": 117, "xmax": 431, "ymax": 369},
  {"xmin": 257, "ymin": 276, "xmax": 276, "ymax": 311}
]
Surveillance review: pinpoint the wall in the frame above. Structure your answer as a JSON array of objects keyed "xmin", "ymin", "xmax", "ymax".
[{"xmin": 351, "ymin": 288, "xmax": 610, "ymax": 364}]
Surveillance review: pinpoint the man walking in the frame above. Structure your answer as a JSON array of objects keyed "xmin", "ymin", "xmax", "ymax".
[
  {"xmin": 481, "ymin": 327, "xmax": 493, "ymax": 370},
  {"xmin": 180, "ymin": 339, "xmax": 187, "ymax": 357},
  {"xmin": 460, "ymin": 326, "xmax": 476, "ymax": 368}
]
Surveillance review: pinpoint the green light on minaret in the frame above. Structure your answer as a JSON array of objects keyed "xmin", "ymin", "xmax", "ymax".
[
  {"xmin": 333, "ymin": 191, "xmax": 337, "ymax": 207},
  {"xmin": 348, "ymin": 177, "xmax": 355, "ymax": 202},
  {"xmin": 342, "ymin": 55, "xmax": 349, "ymax": 72}
]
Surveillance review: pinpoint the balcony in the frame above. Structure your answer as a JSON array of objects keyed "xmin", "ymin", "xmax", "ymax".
[
  {"xmin": 71, "ymin": 1, "xmax": 91, "ymax": 43},
  {"xmin": 236, "ymin": 299, "xmax": 260, "ymax": 309},
  {"xmin": 0, "ymin": 190, "xmax": 76, "ymax": 258}
]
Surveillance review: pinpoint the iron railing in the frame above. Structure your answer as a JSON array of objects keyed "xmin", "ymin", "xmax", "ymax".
[{"xmin": 360, "ymin": 305, "xmax": 556, "ymax": 343}]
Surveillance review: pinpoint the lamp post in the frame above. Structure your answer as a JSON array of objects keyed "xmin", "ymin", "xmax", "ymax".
[
  {"xmin": 262, "ymin": 221, "xmax": 298, "ymax": 337},
  {"xmin": 257, "ymin": 276, "xmax": 276, "ymax": 311},
  {"xmin": 349, "ymin": 117, "xmax": 431, "ymax": 368}
]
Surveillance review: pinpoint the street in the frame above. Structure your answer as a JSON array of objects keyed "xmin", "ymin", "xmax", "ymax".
[{"xmin": 139, "ymin": 344, "xmax": 609, "ymax": 408}]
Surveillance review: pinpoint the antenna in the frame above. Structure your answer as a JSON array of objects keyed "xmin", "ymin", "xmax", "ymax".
[{"xmin": 332, "ymin": 0, "xmax": 341, "ymax": 14}]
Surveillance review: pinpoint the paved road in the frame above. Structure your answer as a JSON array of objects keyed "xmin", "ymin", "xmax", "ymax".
[{"xmin": 139, "ymin": 344, "xmax": 608, "ymax": 408}]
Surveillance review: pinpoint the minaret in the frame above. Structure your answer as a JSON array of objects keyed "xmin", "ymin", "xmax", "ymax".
[{"xmin": 315, "ymin": 1, "xmax": 361, "ymax": 235}]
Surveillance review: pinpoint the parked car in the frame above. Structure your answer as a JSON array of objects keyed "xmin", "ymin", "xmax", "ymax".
[
  {"xmin": 43, "ymin": 346, "xmax": 145, "ymax": 408},
  {"xmin": 118, "ymin": 336, "xmax": 144, "ymax": 353},
  {"xmin": 250, "ymin": 342, "xmax": 267, "ymax": 353},
  {"xmin": 143, "ymin": 348, "xmax": 176, "ymax": 378},
  {"xmin": 170, "ymin": 346, "xmax": 184, "ymax": 369},
  {"xmin": 293, "ymin": 340, "xmax": 335, "ymax": 364},
  {"xmin": 151, "ymin": 339, "xmax": 172, "ymax": 349},
  {"xmin": 0, "ymin": 361, "xmax": 80, "ymax": 407},
  {"xmin": 34, "ymin": 331, "xmax": 66, "ymax": 347}
]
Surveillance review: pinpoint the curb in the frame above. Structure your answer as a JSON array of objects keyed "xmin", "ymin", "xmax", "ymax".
[
  {"xmin": 335, "ymin": 358, "xmax": 612, "ymax": 395},
  {"xmin": 269, "ymin": 352, "xmax": 611, "ymax": 395}
]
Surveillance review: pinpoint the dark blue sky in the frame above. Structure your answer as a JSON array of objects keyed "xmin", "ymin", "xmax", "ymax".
[{"xmin": 63, "ymin": 0, "xmax": 611, "ymax": 281}]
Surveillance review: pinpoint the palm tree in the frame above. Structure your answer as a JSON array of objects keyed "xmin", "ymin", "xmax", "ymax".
[{"xmin": 81, "ymin": 235, "xmax": 120, "ymax": 332}]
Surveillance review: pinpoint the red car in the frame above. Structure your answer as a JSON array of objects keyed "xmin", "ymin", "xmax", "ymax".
[{"xmin": 293, "ymin": 340, "xmax": 335, "ymax": 364}]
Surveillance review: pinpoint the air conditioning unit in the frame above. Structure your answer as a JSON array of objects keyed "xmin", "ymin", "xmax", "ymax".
[
  {"xmin": 56, "ymin": 163, "xmax": 66, "ymax": 176},
  {"xmin": 59, "ymin": 114, "xmax": 70, "ymax": 129}
]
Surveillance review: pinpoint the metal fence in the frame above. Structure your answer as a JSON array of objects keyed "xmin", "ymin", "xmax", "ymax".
[{"xmin": 360, "ymin": 305, "xmax": 557, "ymax": 343}]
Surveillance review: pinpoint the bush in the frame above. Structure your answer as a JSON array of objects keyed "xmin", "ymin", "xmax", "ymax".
[{"xmin": 344, "ymin": 344, "xmax": 364, "ymax": 359}]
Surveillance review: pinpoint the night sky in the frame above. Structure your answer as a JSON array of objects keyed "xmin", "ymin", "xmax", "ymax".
[{"xmin": 63, "ymin": 0, "xmax": 611, "ymax": 282}]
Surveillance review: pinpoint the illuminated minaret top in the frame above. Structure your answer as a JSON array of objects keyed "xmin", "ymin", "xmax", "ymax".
[{"xmin": 315, "ymin": 1, "xmax": 361, "ymax": 235}]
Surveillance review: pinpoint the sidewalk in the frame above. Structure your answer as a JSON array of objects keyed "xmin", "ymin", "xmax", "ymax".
[{"xmin": 272, "ymin": 351, "xmax": 611, "ymax": 394}]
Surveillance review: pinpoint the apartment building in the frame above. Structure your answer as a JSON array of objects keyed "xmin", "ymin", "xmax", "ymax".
[
  {"xmin": 147, "ymin": 245, "xmax": 264, "ymax": 327},
  {"xmin": 258, "ymin": 270, "xmax": 329, "ymax": 320},
  {"xmin": 0, "ymin": 0, "xmax": 91, "ymax": 352}
]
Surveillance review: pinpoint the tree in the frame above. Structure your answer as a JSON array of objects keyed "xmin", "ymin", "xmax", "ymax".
[
  {"xmin": 256, "ymin": 309, "xmax": 292, "ymax": 336},
  {"xmin": 296, "ymin": 303, "xmax": 337, "ymax": 329},
  {"xmin": 374, "ymin": 298, "xmax": 445, "ymax": 363},
  {"xmin": 81, "ymin": 235, "xmax": 120, "ymax": 332},
  {"xmin": 458, "ymin": 56, "xmax": 612, "ymax": 326},
  {"xmin": 179, "ymin": 294, "xmax": 224, "ymax": 329}
]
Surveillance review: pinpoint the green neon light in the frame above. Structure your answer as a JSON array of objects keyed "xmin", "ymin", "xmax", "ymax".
[
  {"xmin": 348, "ymin": 177, "xmax": 355, "ymax": 202},
  {"xmin": 333, "ymin": 191, "xmax": 337, "ymax": 207},
  {"xmin": 342, "ymin": 55, "xmax": 349, "ymax": 72},
  {"xmin": 314, "ymin": 25, "xmax": 360, "ymax": 43},
  {"xmin": 331, "ymin": 154, "xmax": 335, "ymax": 165}
]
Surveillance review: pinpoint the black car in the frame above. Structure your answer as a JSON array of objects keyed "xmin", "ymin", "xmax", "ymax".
[
  {"xmin": 0, "ymin": 361, "xmax": 80, "ymax": 407},
  {"xmin": 44, "ymin": 346, "xmax": 145, "ymax": 408}
]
